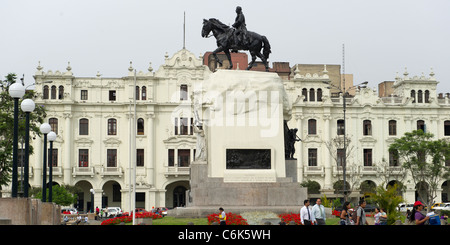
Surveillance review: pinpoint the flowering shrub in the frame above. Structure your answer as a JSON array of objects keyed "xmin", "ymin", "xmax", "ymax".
[
  {"xmin": 278, "ymin": 213, "xmax": 301, "ymax": 225},
  {"xmin": 207, "ymin": 212, "xmax": 248, "ymax": 225},
  {"xmin": 332, "ymin": 209, "xmax": 341, "ymax": 217},
  {"xmin": 101, "ymin": 211, "xmax": 162, "ymax": 225}
]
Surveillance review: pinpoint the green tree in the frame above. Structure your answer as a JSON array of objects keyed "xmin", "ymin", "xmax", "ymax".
[
  {"xmin": 0, "ymin": 73, "xmax": 47, "ymax": 193},
  {"xmin": 388, "ymin": 130, "xmax": 450, "ymax": 209},
  {"xmin": 367, "ymin": 183, "xmax": 404, "ymax": 225},
  {"xmin": 35, "ymin": 185, "xmax": 78, "ymax": 206}
]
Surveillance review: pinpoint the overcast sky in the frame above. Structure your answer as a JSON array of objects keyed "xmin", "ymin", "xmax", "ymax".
[{"xmin": 1, "ymin": 0, "xmax": 449, "ymax": 92}]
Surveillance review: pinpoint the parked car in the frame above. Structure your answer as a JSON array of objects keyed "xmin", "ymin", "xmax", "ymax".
[
  {"xmin": 135, "ymin": 208, "xmax": 146, "ymax": 214},
  {"xmin": 398, "ymin": 203, "xmax": 414, "ymax": 212},
  {"xmin": 107, "ymin": 207, "xmax": 123, "ymax": 217},
  {"xmin": 433, "ymin": 202, "xmax": 450, "ymax": 211},
  {"xmin": 157, "ymin": 207, "xmax": 168, "ymax": 217},
  {"xmin": 61, "ymin": 208, "xmax": 78, "ymax": 214},
  {"xmin": 431, "ymin": 203, "xmax": 445, "ymax": 210},
  {"xmin": 363, "ymin": 204, "xmax": 377, "ymax": 212}
]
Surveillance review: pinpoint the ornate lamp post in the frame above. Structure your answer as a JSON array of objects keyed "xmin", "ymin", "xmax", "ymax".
[
  {"xmin": 20, "ymin": 99, "xmax": 35, "ymax": 197},
  {"xmin": 47, "ymin": 131, "xmax": 57, "ymax": 202},
  {"xmin": 39, "ymin": 123, "xmax": 51, "ymax": 202},
  {"xmin": 8, "ymin": 82, "xmax": 25, "ymax": 197},
  {"xmin": 324, "ymin": 81, "xmax": 368, "ymax": 201}
]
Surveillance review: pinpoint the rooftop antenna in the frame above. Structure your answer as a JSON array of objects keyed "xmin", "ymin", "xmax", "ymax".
[
  {"xmin": 183, "ymin": 11, "xmax": 186, "ymax": 49},
  {"xmin": 342, "ymin": 43, "xmax": 345, "ymax": 91}
]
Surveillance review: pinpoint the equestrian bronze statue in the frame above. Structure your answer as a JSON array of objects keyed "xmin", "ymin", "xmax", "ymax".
[{"xmin": 201, "ymin": 11, "xmax": 272, "ymax": 71}]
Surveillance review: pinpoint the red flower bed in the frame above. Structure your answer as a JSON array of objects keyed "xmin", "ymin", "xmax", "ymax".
[
  {"xmin": 207, "ymin": 212, "xmax": 248, "ymax": 225},
  {"xmin": 101, "ymin": 211, "xmax": 162, "ymax": 225},
  {"xmin": 278, "ymin": 213, "xmax": 301, "ymax": 225},
  {"xmin": 332, "ymin": 209, "xmax": 341, "ymax": 217}
]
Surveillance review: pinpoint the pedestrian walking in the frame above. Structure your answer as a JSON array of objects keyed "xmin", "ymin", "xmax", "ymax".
[
  {"xmin": 312, "ymin": 198, "xmax": 326, "ymax": 225},
  {"xmin": 374, "ymin": 207, "xmax": 382, "ymax": 225},
  {"xmin": 340, "ymin": 202, "xmax": 351, "ymax": 225},
  {"xmin": 379, "ymin": 208, "xmax": 388, "ymax": 225},
  {"xmin": 300, "ymin": 199, "xmax": 314, "ymax": 225},
  {"xmin": 409, "ymin": 201, "xmax": 429, "ymax": 225},
  {"xmin": 355, "ymin": 200, "xmax": 369, "ymax": 225}
]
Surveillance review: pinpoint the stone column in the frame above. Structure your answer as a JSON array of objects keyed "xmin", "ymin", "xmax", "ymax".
[
  {"xmin": 295, "ymin": 114, "xmax": 304, "ymax": 183},
  {"xmin": 323, "ymin": 115, "xmax": 332, "ymax": 190},
  {"xmin": 33, "ymin": 136, "xmax": 43, "ymax": 188},
  {"xmin": 63, "ymin": 112, "xmax": 72, "ymax": 185},
  {"xmin": 146, "ymin": 113, "xmax": 155, "ymax": 187}
]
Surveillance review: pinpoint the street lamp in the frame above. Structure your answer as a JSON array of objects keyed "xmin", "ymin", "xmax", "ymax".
[
  {"xmin": 323, "ymin": 80, "xmax": 368, "ymax": 201},
  {"xmin": 9, "ymin": 82, "xmax": 25, "ymax": 198},
  {"xmin": 20, "ymin": 99, "xmax": 35, "ymax": 197},
  {"xmin": 47, "ymin": 131, "xmax": 57, "ymax": 202},
  {"xmin": 39, "ymin": 123, "xmax": 51, "ymax": 202}
]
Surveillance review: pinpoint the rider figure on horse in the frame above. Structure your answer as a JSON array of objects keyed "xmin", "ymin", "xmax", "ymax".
[{"xmin": 232, "ymin": 6, "xmax": 248, "ymax": 50}]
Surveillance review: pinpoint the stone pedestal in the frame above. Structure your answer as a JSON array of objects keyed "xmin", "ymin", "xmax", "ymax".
[{"xmin": 187, "ymin": 70, "xmax": 307, "ymax": 208}]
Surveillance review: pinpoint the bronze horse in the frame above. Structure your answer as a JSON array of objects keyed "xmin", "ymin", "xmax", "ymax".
[{"xmin": 201, "ymin": 18, "xmax": 271, "ymax": 71}]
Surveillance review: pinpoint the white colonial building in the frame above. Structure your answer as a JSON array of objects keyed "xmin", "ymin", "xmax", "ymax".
[{"xmin": 7, "ymin": 48, "xmax": 450, "ymax": 212}]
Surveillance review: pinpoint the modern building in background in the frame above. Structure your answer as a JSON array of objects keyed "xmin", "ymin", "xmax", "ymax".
[{"xmin": 3, "ymin": 48, "xmax": 449, "ymax": 212}]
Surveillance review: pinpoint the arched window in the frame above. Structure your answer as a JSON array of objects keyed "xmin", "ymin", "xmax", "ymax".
[
  {"xmin": 142, "ymin": 86, "xmax": 147, "ymax": 100},
  {"xmin": 43, "ymin": 85, "xmax": 49, "ymax": 99},
  {"xmin": 302, "ymin": 88, "xmax": 308, "ymax": 102},
  {"xmin": 51, "ymin": 86, "xmax": 57, "ymax": 99},
  {"xmin": 411, "ymin": 90, "xmax": 416, "ymax": 103},
  {"xmin": 108, "ymin": 118, "xmax": 117, "ymax": 135},
  {"xmin": 49, "ymin": 118, "xmax": 58, "ymax": 134},
  {"xmin": 317, "ymin": 88, "xmax": 323, "ymax": 101},
  {"xmin": 308, "ymin": 119, "xmax": 317, "ymax": 135},
  {"xmin": 137, "ymin": 118, "xmax": 144, "ymax": 135},
  {"xmin": 58, "ymin": 86, "xmax": 64, "ymax": 99},
  {"xmin": 79, "ymin": 118, "xmax": 89, "ymax": 135},
  {"xmin": 180, "ymin": 84, "xmax": 188, "ymax": 100},
  {"xmin": 425, "ymin": 90, "xmax": 430, "ymax": 103},
  {"xmin": 135, "ymin": 86, "xmax": 140, "ymax": 100},
  {"xmin": 417, "ymin": 90, "xmax": 423, "ymax": 103},
  {"xmin": 309, "ymin": 88, "xmax": 315, "ymax": 101},
  {"xmin": 337, "ymin": 119, "xmax": 345, "ymax": 135},
  {"xmin": 445, "ymin": 120, "xmax": 450, "ymax": 136},
  {"xmin": 417, "ymin": 120, "xmax": 425, "ymax": 132},
  {"xmin": 388, "ymin": 120, "xmax": 397, "ymax": 136},
  {"xmin": 363, "ymin": 120, "xmax": 372, "ymax": 136}
]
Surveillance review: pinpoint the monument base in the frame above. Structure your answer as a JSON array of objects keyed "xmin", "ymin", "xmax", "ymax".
[{"xmin": 188, "ymin": 160, "xmax": 307, "ymax": 207}]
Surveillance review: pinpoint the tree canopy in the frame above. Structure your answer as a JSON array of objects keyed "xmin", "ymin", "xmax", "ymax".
[
  {"xmin": 0, "ymin": 73, "xmax": 47, "ymax": 191},
  {"xmin": 388, "ymin": 130, "xmax": 450, "ymax": 207}
]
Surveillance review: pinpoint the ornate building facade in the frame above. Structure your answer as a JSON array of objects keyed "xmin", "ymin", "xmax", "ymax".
[{"xmin": 8, "ymin": 48, "xmax": 450, "ymax": 211}]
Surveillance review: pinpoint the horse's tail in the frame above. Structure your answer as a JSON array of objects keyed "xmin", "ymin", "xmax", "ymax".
[{"xmin": 262, "ymin": 36, "xmax": 271, "ymax": 59}]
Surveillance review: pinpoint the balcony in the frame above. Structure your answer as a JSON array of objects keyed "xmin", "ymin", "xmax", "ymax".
[
  {"xmin": 18, "ymin": 167, "xmax": 34, "ymax": 178},
  {"xmin": 100, "ymin": 166, "xmax": 123, "ymax": 177},
  {"xmin": 359, "ymin": 165, "xmax": 378, "ymax": 176},
  {"xmin": 48, "ymin": 166, "xmax": 63, "ymax": 177},
  {"xmin": 72, "ymin": 166, "xmax": 95, "ymax": 177},
  {"xmin": 164, "ymin": 166, "xmax": 190, "ymax": 178},
  {"xmin": 332, "ymin": 166, "xmax": 357, "ymax": 177},
  {"xmin": 303, "ymin": 166, "xmax": 324, "ymax": 176}
]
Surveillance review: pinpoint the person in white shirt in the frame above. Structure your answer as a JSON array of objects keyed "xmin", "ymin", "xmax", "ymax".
[
  {"xmin": 312, "ymin": 198, "xmax": 326, "ymax": 225},
  {"xmin": 300, "ymin": 199, "xmax": 314, "ymax": 225},
  {"xmin": 218, "ymin": 207, "xmax": 226, "ymax": 225}
]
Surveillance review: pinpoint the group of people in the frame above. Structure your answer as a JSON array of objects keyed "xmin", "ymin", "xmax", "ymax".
[
  {"xmin": 300, "ymin": 199, "xmax": 327, "ymax": 225},
  {"xmin": 339, "ymin": 200, "xmax": 375, "ymax": 225}
]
